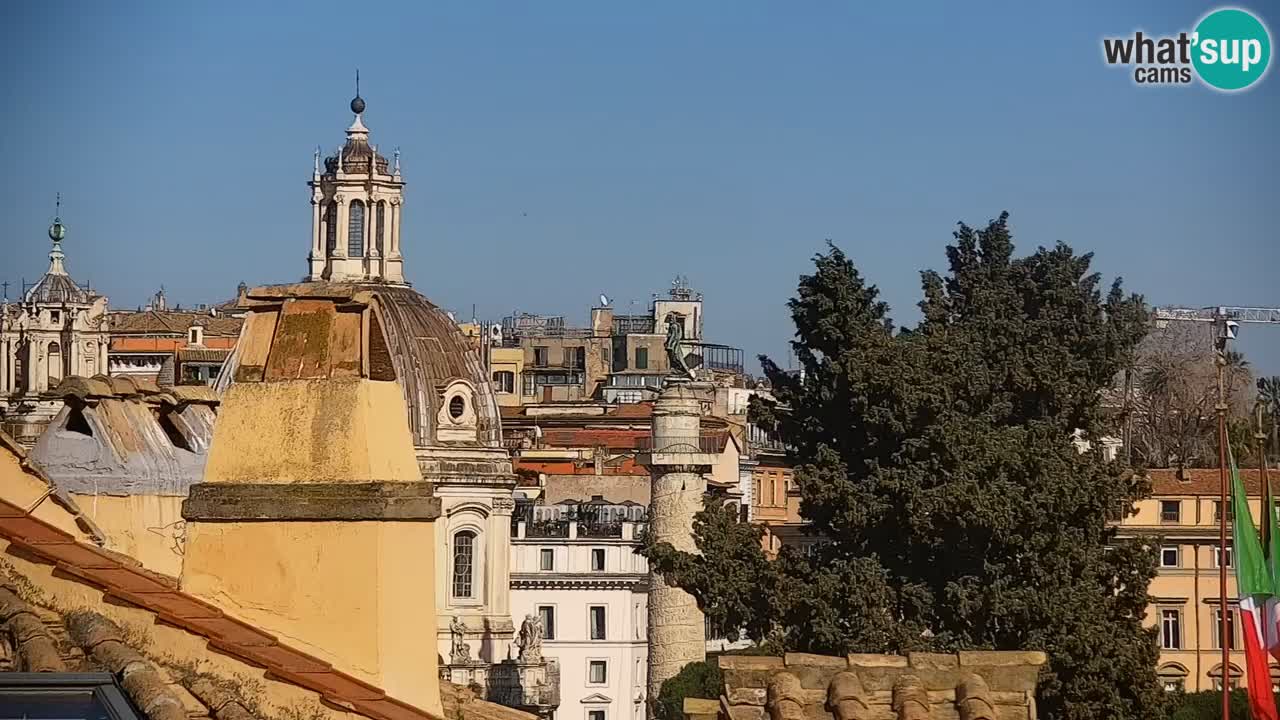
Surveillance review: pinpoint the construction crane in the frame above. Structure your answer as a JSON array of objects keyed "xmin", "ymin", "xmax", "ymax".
[{"xmin": 1154, "ymin": 306, "xmax": 1280, "ymax": 325}]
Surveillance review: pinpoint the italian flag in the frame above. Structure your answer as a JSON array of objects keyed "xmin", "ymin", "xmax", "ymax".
[{"xmin": 1230, "ymin": 448, "xmax": 1280, "ymax": 720}]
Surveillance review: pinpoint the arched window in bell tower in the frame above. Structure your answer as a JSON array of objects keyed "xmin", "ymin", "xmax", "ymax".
[
  {"xmin": 376, "ymin": 201, "xmax": 387, "ymax": 254},
  {"xmin": 348, "ymin": 200, "xmax": 366, "ymax": 256},
  {"xmin": 47, "ymin": 341, "xmax": 62, "ymax": 385},
  {"xmin": 325, "ymin": 202, "xmax": 337, "ymax": 253}
]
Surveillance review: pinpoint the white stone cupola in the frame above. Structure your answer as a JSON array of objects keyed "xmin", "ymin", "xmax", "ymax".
[{"xmin": 307, "ymin": 85, "xmax": 405, "ymax": 284}]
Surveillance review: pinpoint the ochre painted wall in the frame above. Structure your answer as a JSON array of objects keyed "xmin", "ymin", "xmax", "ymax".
[
  {"xmin": 204, "ymin": 379, "xmax": 420, "ymax": 484},
  {"xmin": 182, "ymin": 519, "xmax": 442, "ymax": 714},
  {"xmin": 68, "ymin": 493, "xmax": 186, "ymax": 577}
]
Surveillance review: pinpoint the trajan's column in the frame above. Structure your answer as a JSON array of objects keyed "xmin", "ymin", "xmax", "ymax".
[{"xmin": 641, "ymin": 330, "xmax": 711, "ymax": 715}]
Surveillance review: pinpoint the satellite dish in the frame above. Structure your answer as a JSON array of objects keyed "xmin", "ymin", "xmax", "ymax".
[{"xmin": 599, "ymin": 294, "xmax": 611, "ymax": 307}]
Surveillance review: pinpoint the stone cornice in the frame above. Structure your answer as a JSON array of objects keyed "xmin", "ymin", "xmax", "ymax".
[
  {"xmin": 183, "ymin": 481, "xmax": 441, "ymax": 521},
  {"xmin": 511, "ymin": 573, "xmax": 647, "ymax": 590}
]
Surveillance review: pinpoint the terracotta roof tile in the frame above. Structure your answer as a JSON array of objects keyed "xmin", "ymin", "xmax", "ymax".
[
  {"xmin": 109, "ymin": 310, "xmax": 244, "ymax": 337},
  {"xmin": 1148, "ymin": 468, "xmax": 1271, "ymax": 496},
  {"xmin": 0, "ymin": 494, "xmax": 455, "ymax": 720}
]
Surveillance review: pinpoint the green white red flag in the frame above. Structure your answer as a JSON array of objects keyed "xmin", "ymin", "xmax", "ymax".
[{"xmin": 1230, "ymin": 448, "xmax": 1280, "ymax": 720}]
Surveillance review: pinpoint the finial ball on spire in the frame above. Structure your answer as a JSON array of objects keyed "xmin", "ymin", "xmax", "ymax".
[
  {"xmin": 351, "ymin": 95, "xmax": 366, "ymax": 114},
  {"xmin": 48, "ymin": 220, "xmax": 66, "ymax": 242}
]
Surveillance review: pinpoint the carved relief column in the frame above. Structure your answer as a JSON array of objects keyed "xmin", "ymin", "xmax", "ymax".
[{"xmin": 641, "ymin": 379, "xmax": 707, "ymax": 716}]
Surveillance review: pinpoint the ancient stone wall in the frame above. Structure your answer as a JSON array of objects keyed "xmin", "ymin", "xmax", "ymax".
[{"xmin": 689, "ymin": 651, "xmax": 1046, "ymax": 720}]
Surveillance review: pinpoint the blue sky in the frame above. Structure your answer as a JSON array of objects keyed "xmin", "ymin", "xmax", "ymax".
[{"xmin": 2, "ymin": 1, "xmax": 1277, "ymax": 374}]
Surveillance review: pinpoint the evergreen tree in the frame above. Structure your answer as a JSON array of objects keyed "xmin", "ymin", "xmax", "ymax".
[{"xmin": 643, "ymin": 213, "xmax": 1165, "ymax": 719}]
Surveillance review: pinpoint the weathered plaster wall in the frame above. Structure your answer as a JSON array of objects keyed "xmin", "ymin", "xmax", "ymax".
[
  {"xmin": 0, "ymin": 539, "xmax": 358, "ymax": 720},
  {"xmin": 68, "ymin": 493, "xmax": 186, "ymax": 577},
  {"xmin": 181, "ymin": 519, "xmax": 442, "ymax": 715},
  {"xmin": 205, "ymin": 379, "xmax": 420, "ymax": 484}
]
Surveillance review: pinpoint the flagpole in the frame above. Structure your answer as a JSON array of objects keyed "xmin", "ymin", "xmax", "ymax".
[{"xmin": 1217, "ymin": 324, "xmax": 1230, "ymax": 720}]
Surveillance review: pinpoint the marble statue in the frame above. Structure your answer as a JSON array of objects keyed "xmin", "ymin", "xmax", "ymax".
[
  {"xmin": 517, "ymin": 613, "xmax": 543, "ymax": 663},
  {"xmin": 450, "ymin": 616, "xmax": 472, "ymax": 664}
]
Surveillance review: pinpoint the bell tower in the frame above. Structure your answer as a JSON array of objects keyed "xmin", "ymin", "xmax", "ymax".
[{"xmin": 307, "ymin": 80, "xmax": 405, "ymax": 284}]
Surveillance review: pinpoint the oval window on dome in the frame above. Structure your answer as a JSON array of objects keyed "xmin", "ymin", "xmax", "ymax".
[{"xmin": 449, "ymin": 395, "xmax": 466, "ymax": 420}]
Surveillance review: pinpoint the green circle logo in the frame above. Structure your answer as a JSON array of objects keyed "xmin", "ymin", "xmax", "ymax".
[{"xmin": 1192, "ymin": 8, "xmax": 1272, "ymax": 91}]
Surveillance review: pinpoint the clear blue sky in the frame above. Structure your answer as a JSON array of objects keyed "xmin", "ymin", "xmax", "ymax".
[{"xmin": 2, "ymin": 1, "xmax": 1277, "ymax": 374}]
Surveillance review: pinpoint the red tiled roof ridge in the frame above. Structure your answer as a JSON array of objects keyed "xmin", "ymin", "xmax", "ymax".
[
  {"xmin": 1147, "ymin": 467, "xmax": 1273, "ymax": 496},
  {"xmin": 0, "ymin": 496, "xmax": 445, "ymax": 720}
]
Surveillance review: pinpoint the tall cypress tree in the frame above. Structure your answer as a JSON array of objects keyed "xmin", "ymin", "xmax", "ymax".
[{"xmin": 643, "ymin": 213, "xmax": 1165, "ymax": 719}]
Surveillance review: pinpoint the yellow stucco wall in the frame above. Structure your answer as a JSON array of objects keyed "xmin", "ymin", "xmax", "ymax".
[
  {"xmin": 0, "ymin": 538, "xmax": 359, "ymax": 720},
  {"xmin": 187, "ymin": 376, "xmax": 442, "ymax": 715},
  {"xmin": 182, "ymin": 519, "xmax": 442, "ymax": 715},
  {"xmin": 0, "ymin": 447, "xmax": 86, "ymax": 541},
  {"xmin": 1121, "ymin": 494, "xmax": 1269, "ymax": 692},
  {"xmin": 67, "ymin": 493, "xmax": 186, "ymax": 577},
  {"xmin": 204, "ymin": 379, "xmax": 421, "ymax": 484}
]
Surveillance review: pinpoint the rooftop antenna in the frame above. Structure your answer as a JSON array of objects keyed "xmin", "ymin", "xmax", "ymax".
[{"xmin": 2, "ymin": 281, "xmax": 9, "ymax": 302}]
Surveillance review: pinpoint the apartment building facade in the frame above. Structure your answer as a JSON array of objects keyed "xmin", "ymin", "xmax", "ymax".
[{"xmin": 1116, "ymin": 468, "xmax": 1280, "ymax": 693}]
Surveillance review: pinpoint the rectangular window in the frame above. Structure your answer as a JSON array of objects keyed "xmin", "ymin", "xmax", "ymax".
[
  {"xmin": 591, "ymin": 548, "xmax": 605, "ymax": 572},
  {"xmin": 589, "ymin": 606, "xmax": 606, "ymax": 640},
  {"xmin": 1215, "ymin": 500, "xmax": 1234, "ymax": 523},
  {"xmin": 635, "ymin": 347, "xmax": 648, "ymax": 370},
  {"xmin": 540, "ymin": 548, "xmax": 555, "ymax": 571},
  {"xmin": 534, "ymin": 346, "xmax": 549, "ymax": 366},
  {"xmin": 522, "ymin": 373, "xmax": 536, "ymax": 396},
  {"xmin": 1160, "ymin": 546, "xmax": 1180, "ymax": 568},
  {"xmin": 1160, "ymin": 500, "xmax": 1181, "ymax": 524},
  {"xmin": 589, "ymin": 710, "xmax": 606, "ymax": 720},
  {"xmin": 50, "ymin": 310, "xmax": 61, "ymax": 324},
  {"xmin": 538, "ymin": 605, "xmax": 556, "ymax": 640},
  {"xmin": 588, "ymin": 660, "xmax": 607, "ymax": 685},
  {"xmin": 1215, "ymin": 544, "xmax": 1233, "ymax": 568},
  {"xmin": 1161, "ymin": 608, "xmax": 1182, "ymax": 650},
  {"xmin": 1214, "ymin": 608, "xmax": 1238, "ymax": 650},
  {"xmin": 493, "ymin": 371, "xmax": 515, "ymax": 393}
]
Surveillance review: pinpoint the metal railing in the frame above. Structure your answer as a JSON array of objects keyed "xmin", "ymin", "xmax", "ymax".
[{"xmin": 636, "ymin": 434, "xmax": 725, "ymax": 454}]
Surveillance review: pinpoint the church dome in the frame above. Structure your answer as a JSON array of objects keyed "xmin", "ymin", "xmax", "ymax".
[
  {"xmin": 25, "ymin": 273, "xmax": 92, "ymax": 305},
  {"xmin": 215, "ymin": 282, "xmax": 501, "ymax": 449},
  {"xmin": 324, "ymin": 138, "xmax": 389, "ymax": 176}
]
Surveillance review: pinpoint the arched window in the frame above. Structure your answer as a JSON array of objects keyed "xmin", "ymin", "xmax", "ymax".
[
  {"xmin": 325, "ymin": 202, "xmax": 337, "ymax": 253},
  {"xmin": 377, "ymin": 201, "xmax": 387, "ymax": 253},
  {"xmin": 348, "ymin": 200, "xmax": 365, "ymax": 256},
  {"xmin": 452, "ymin": 530, "xmax": 476, "ymax": 599},
  {"xmin": 47, "ymin": 342, "xmax": 62, "ymax": 385},
  {"xmin": 1209, "ymin": 662, "xmax": 1243, "ymax": 691}
]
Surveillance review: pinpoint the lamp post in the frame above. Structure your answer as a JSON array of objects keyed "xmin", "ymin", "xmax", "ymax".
[{"xmin": 1215, "ymin": 311, "xmax": 1238, "ymax": 719}]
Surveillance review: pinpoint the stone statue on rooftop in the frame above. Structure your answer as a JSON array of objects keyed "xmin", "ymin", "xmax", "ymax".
[
  {"xmin": 517, "ymin": 613, "xmax": 543, "ymax": 663},
  {"xmin": 664, "ymin": 313, "xmax": 696, "ymax": 380}
]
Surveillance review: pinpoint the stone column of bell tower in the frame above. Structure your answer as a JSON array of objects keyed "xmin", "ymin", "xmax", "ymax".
[{"xmin": 640, "ymin": 378, "xmax": 708, "ymax": 716}]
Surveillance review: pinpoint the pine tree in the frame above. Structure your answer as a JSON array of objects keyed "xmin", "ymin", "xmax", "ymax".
[{"xmin": 643, "ymin": 213, "xmax": 1166, "ymax": 719}]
